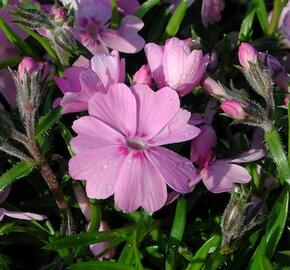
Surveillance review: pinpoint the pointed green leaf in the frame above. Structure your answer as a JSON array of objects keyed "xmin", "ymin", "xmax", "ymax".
[
  {"xmin": 36, "ymin": 107, "xmax": 61, "ymax": 137},
  {"xmin": 252, "ymin": 0, "xmax": 268, "ymax": 33},
  {"xmin": 135, "ymin": 0, "xmax": 161, "ymax": 18},
  {"xmin": 239, "ymin": 3, "xmax": 256, "ymax": 41},
  {"xmin": 0, "ymin": 161, "xmax": 36, "ymax": 191}
]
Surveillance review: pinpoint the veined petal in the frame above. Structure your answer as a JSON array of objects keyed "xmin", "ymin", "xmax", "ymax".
[
  {"xmin": 80, "ymin": 70, "xmax": 106, "ymax": 95},
  {"xmin": 3, "ymin": 209, "xmax": 46, "ymax": 221},
  {"xmin": 227, "ymin": 149, "xmax": 265, "ymax": 163}
]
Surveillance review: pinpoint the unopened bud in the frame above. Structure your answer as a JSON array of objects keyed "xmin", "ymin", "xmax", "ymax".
[
  {"xmin": 201, "ymin": 76, "xmax": 227, "ymax": 97},
  {"xmin": 133, "ymin": 65, "xmax": 152, "ymax": 86},
  {"xmin": 220, "ymin": 100, "xmax": 246, "ymax": 120},
  {"xmin": 52, "ymin": 7, "xmax": 67, "ymax": 22},
  {"xmin": 238, "ymin": 42, "xmax": 258, "ymax": 70},
  {"xmin": 53, "ymin": 27, "xmax": 77, "ymax": 52},
  {"xmin": 18, "ymin": 57, "xmax": 49, "ymax": 81}
]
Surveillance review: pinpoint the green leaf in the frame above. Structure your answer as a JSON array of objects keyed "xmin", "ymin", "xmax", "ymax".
[
  {"xmin": 249, "ymin": 189, "xmax": 289, "ymax": 268},
  {"xmin": 0, "ymin": 18, "xmax": 37, "ymax": 58},
  {"xmin": 36, "ymin": 107, "xmax": 61, "ymax": 137},
  {"xmin": 0, "ymin": 161, "xmax": 36, "ymax": 191},
  {"xmin": 46, "ymin": 226, "xmax": 136, "ymax": 250},
  {"xmin": 248, "ymin": 254, "xmax": 274, "ymax": 270},
  {"xmin": 252, "ymin": 0, "xmax": 268, "ymax": 33},
  {"xmin": 186, "ymin": 235, "xmax": 222, "ymax": 270},
  {"xmin": 57, "ymin": 121, "xmax": 74, "ymax": 156},
  {"xmin": 165, "ymin": 0, "xmax": 188, "ymax": 37},
  {"xmin": 17, "ymin": 25, "xmax": 61, "ymax": 66},
  {"xmin": 239, "ymin": 2, "xmax": 256, "ymax": 41},
  {"xmin": 135, "ymin": 0, "xmax": 161, "ymax": 18},
  {"xmin": 0, "ymin": 56, "xmax": 22, "ymax": 69},
  {"xmin": 69, "ymin": 261, "xmax": 135, "ymax": 270},
  {"xmin": 110, "ymin": 0, "xmax": 121, "ymax": 29},
  {"xmin": 0, "ymin": 0, "xmax": 8, "ymax": 8}
]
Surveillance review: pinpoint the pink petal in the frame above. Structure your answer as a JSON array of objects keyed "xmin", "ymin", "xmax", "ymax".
[
  {"xmin": 117, "ymin": 0, "xmax": 140, "ymax": 14},
  {"xmin": 73, "ymin": 55, "xmax": 90, "ymax": 68},
  {"xmin": 150, "ymin": 109, "xmax": 200, "ymax": 146},
  {"xmin": 60, "ymin": 92, "xmax": 88, "ymax": 114},
  {"xmin": 114, "ymin": 152, "xmax": 167, "ymax": 213},
  {"xmin": 69, "ymin": 146, "xmax": 125, "ymax": 199},
  {"xmin": 71, "ymin": 116, "xmax": 125, "ymax": 153},
  {"xmin": 228, "ymin": 149, "xmax": 265, "ymax": 163},
  {"xmin": 88, "ymin": 83, "xmax": 137, "ymax": 136},
  {"xmin": 144, "ymin": 43, "xmax": 165, "ymax": 86},
  {"xmin": 3, "ymin": 209, "xmax": 46, "ymax": 221},
  {"xmin": 146, "ymin": 147, "xmax": 195, "ymax": 193},
  {"xmin": 90, "ymin": 50, "xmax": 125, "ymax": 88},
  {"xmin": 79, "ymin": 70, "xmax": 106, "ymax": 95},
  {"xmin": 131, "ymin": 85, "xmax": 180, "ymax": 140},
  {"xmin": 201, "ymin": 161, "xmax": 251, "ymax": 193},
  {"xmin": 100, "ymin": 16, "xmax": 145, "ymax": 53}
]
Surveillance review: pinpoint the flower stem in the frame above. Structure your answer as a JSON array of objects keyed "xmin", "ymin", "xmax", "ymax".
[
  {"xmin": 166, "ymin": 196, "xmax": 187, "ymax": 270},
  {"xmin": 87, "ymin": 199, "xmax": 102, "ymax": 233},
  {"xmin": 267, "ymin": 0, "xmax": 286, "ymax": 36},
  {"xmin": 264, "ymin": 128, "xmax": 290, "ymax": 185}
]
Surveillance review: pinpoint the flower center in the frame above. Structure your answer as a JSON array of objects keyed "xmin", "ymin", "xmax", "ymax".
[{"xmin": 126, "ymin": 137, "xmax": 147, "ymax": 150}]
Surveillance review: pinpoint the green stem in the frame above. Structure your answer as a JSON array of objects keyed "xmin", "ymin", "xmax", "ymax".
[
  {"xmin": 267, "ymin": 0, "xmax": 286, "ymax": 36},
  {"xmin": 166, "ymin": 196, "xmax": 187, "ymax": 270},
  {"xmin": 87, "ymin": 199, "xmax": 102, "ymax": 233},
  {"xmin": 264, "ymin": 128, "xmax": 290, "ymax": 185},
  {"xmin": 111, "ymin": 0, "xmax": 120, "ymax": 29}
]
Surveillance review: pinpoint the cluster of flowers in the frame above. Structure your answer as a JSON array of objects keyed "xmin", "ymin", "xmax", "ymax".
[{"xmin": 0, "ymin": 0, "xmax": 289, "ymax": 259}]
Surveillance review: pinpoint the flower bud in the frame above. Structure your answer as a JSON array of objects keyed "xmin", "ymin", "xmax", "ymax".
[
  {"xmin": 133, "ymin": 65, "xmax": 152, "ymax": 86},
  {"xmin": 18, "ymin": 57, "xmax": 49, "ymax": 80},
  {"xmin": 238, "ymin": 42, "xmax": 258, "ymax": 69},
  {"xmin": 284, "ymin": 95, "xmax": 290, "ymax": 105},
  {"xmin": 201, "ymin": 76, "xmax": 227, "ymax": 97},
  {"xmin": 220, "ymin": 100, "xmax": 246, "ymax": 120},
  {"xmin": 52, "ymin": 7, "xmax": 66, "ymax": 21}
]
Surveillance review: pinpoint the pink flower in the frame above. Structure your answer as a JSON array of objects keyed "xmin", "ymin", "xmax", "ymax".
[
  {"xmin": 18, "ymin": 57, "xmax": 49, "ymax": 80},
  {"xmin": 145, "ymin": 37, "xmax": 209, "ymax": 96},
  {"xmin": 0, "ymin": 186, "xmax": 46, "ymax": 221},
  {"xmin": 75, "ymin": 0, "xmax": 144, "ymax": 54},
  {"xmin": 198, "ymin": 149, "xmax": 265, "ymax": 193},
  {"xmin": 220, "ymin": 100, "xmax": 246, "ymax": 120},
  {"xmin": 238, "ymin": 42, "xmax": 258, "ymax": 70},
  {"xmin": 133, "ymin": 65, "xmax": 152, "ymax": 86},
  {"xmin": 69, "ymin": 84, "xmax": 200, "ymax": 212},
  {"xmin": 201, "ymin": 0, "xmax": 225, "ymax": 28},
  {"xmin": 55, "ymin": 51, "xmax": 125, "ymax": 114}
]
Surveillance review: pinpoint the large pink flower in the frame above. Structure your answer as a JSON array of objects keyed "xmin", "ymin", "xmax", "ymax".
[
  {"xmin": 55, "ymin": 51, "xmax": 125, "ymax": 113},
  {"xmin": 69, "ymin": 84, "xmax": 200, "ymax": 212},
  {"xmin": 75, "ymin": 0, "xmax": 144, "ymax": 54},
  {"xmin": 145, "ymin": 38, "xmax": 209, "ymax": 96}
]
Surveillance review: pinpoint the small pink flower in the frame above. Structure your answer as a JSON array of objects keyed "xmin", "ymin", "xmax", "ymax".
[
  {"xmin": 197, "ymin": 149, "xmax": 265, "ymax": 193},
  {"xmin": 75, "ymin": 0, "xmax": 144, "ymax": 54},
  {"xmin": 201, "ymin": 76, "xmax": 227, "ymax": 97},
  {"xmin": 0, "ymin": 186, "xmax": 46, "ymax": 222},
  {"xmin": 220, "ymin": 100, "xmax": 246, "ymax": 120},
  {"xmin": 55, "ymin": 51, "xmax": 125, "ymax": 114},
  {"xmin": 18, "ymin": 57, "xmax": 49, "ymax": 80},
  {"xmin": 69, "ymin": 84, "xmax": 200, "ymax": 212},
  {"xmin": 201, "ymin": 0, "xmax": 225, "ymax": 28},
  {"xmin": 133, "ymin": 65, "xmax": 152, "ymax": 86},
  {"xmin": 145, "ymin": 37, "xmax": 209, "ymax": 96},
  {"xmin": 238, "ymin": 42, "xmax": 258, "ymax": 69}
]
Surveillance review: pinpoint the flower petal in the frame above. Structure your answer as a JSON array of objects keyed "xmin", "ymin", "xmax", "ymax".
[
  {"xmin": 69, "ymin": 146, "xmax": 125, "ymax": 199},
  {"xmin": 228, "ymin": 149, "xmax": 265, "ymax": 163},
  {"xmin": 131, "ymin": 85, "xmax": 180, "ymax": 140},
  {"xmin": 71, "ymin": 116, "xmax": 125, "ymax": 153},
  {"xmin": 88, "ymin": 83, "xmax": 137, "ymax": 136},
  {"xmin": 114, "ymin": 152, "xmax": 167, "ymax": 213},
  {"xmin": 79, "ymin": 69, "xmax": 106, "ymax": 95},
  {"xmin": 146, "ymin": 147, "xmax": 195, "ymax": 193},
  {"xmin": 3, "ymin": 209, "xmax": 46, "ymax": 221}
]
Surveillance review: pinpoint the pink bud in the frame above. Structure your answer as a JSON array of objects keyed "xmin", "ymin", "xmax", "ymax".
[
  {"xmin": 201, "ymin": 76, "xmax": 227, "ymax": 97},
  {"xmin": 133, "ymin": 65, "xmax": 152, "ymax": 86},
  {"xmin": 238, "ymin": 42, "xmax": 258, "ymax": 69},
  {"xmin": 284, "ymin": 95, "xmax": 290, "ymax": 105},
  {"xmin": 220, "ymin": 100, "xmax": 246, "ymax": 120},
  {"xmin": 52, "ymin": 7, "xmax": 66, "ymax": 21},
  {"xmin": 18, "ymin": 57, "xmax": 49, "ymax": 80}
]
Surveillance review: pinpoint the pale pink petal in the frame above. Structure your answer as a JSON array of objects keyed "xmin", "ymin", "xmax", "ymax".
[
  {"xmin": 60, "ymin": 92, "xmax": 88, "ymax": 114},
  {"xmin": 69, "ymin": 146, "xmax": 125, "ymax": 199},
  {"xmin": 114, "ymin": 152, "xmax": 167, "ymax": 212},
  {"xmin": 131, "ymin": 85, "xmax": 180, "ymax": 139},
  {"xmin": 201, "ymin": 161, "xmax": 251, "ymax": 193},
  {"xmin": 73, "ymin": 55, "xmax": 90, "ymax": 68},
  {"xmin": 90, "ymin": 51, "xmax": 125, "ymax": 88},
  {"xmin": 88, "ymin": 83, "xmax": 137, "ymax": 136},
  {"xmin": 79, "ymin": 70, "xmax": 106, "ymax": 95},
  {"xmin": 146, "ymin": 147, "xmax": 195, "ymax": 193},
  {"xmin": 228, "ymin": 149, "xmax": 265, "ymax": 163},
  {"xmin": 3, "ymin": 210, "xmax": 46, "ymax": 221},
  {"xmin": 117, "ymin": 0, "xmax": 140, "ymax": 14},
  {"xmin": 71, "ymin": 116, "xmax": 125, "ymax": 153},
  {"xmin": 150, "ymin": 109, "xmax": 200, "ymax": 146},
  {"xmin": 144, "ymin": 43, "xmax": 165, "ymax": 86},
  {"xmin": 100, "ymin": 16, "xmax": 145, "ymax": 54}
]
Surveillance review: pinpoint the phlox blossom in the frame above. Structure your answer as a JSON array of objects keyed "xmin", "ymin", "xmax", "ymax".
[{"xmin": 69, "ymin": 83, "xmax": 200, "ymax": 212}]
